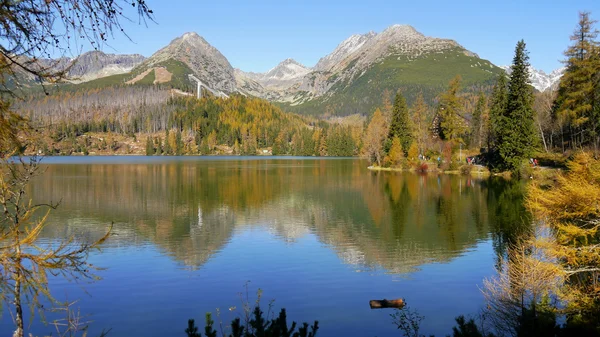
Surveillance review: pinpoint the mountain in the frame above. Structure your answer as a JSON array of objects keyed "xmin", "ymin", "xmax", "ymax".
[
  {"xmin": 314, "ymin": 32, "xmax": 376, "ymax": 71},
  {"xmin": 3, "ymin": 51, "xmax": 144, "ymax": 89},
  {"xmin": 133, "ymin": 32, "xmax": 236, "ymax": 94},
  {"xmin": 500, "ymin": 65, "xmax": 564, "ymax": 92},
  {"xmin": 27, "ymin": 26, "xmax": 508, "ymax": 117},
  {"xmin": 66, "ymin": 51, "xmax": 145, "ymax": 82},
  {"xmin": 238, "ymin": 58, "xmax": 311, "ymax": 90},
  {"xmin": 274, "ymin": 24, "xmax": 502, "ymax": 116}
]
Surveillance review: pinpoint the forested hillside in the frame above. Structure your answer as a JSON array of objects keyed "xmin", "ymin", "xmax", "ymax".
[{"xmin": 16, "ymin": 87, "xmax": 360, "ymax": 157}]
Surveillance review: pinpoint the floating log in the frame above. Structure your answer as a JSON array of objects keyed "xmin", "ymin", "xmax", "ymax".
[{"xmin": 369, "ymin": 298, "xmax": 405, "ymax": 309}]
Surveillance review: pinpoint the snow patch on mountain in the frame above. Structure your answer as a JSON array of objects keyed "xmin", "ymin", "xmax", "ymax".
[{"xmin": 500, "ymin": 65, "xmax": 564, "ymax": 92}]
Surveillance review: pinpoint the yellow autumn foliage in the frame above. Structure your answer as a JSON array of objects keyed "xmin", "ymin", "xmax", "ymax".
[{"xmin": 526, "ymin": 151, "xmax": 600, "ymax": 324}]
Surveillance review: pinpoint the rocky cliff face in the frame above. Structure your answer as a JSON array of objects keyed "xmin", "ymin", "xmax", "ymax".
[
  {"xmin": 314, "ymin": 32, "xmax": 376, "ymax": 71},
  {"xmin": 65, "ymin": 51, "xmax": 145, "ymax": 82}
]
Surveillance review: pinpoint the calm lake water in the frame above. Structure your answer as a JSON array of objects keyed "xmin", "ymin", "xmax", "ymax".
[{"xmin": 0, "ymin": 157, "xmax": 530, "ymax": 337}]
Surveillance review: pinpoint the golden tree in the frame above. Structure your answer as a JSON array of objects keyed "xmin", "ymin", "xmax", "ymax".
[
  {"xmin": 0, "ymin": 2, "xmax": 153, "ymax": 336},
  {"xmin": 527, "ymin": 152, "xmax": 600, "ymax": 329},
  {"xmin": 362, "ymin": 108, "xmax": 387, "ymax": 166},
  {"xmin": 387, "ymin": 136, "xmax": 404, "ymax": 168},
  {"xmin": 482, "ymin": 237, "xmax": 562, "ymax": 337},
  {"xmin": 0, "ymin": 156, "xmax": 111, "ymax": 337}
]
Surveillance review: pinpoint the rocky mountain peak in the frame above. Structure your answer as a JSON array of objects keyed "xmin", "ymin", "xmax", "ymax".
[
  {"xmin": 278, "ymin": 58, "xmax": 306, "ymax": 67},
  {"xmin": 381, "ymin": 24, "xmax": 424, "ymax": 40},
  {"xmin": 238, "ymin": 58, "xmax": 310, "ymax": 90},
  {"xmin": 141, "ymin": 31, "xmax": 236, "ymax": 93}
]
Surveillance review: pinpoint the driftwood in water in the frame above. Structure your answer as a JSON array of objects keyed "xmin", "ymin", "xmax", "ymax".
[{"xmin": 369, "ymin": 298, "xmax": 405, "ymax": 309}]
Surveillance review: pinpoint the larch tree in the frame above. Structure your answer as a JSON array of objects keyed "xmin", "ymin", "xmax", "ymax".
[
  {"xmin": 497, "ymin": 40, "xmax": 536, "ymax": 172},
  {"xmin": 387, "ymin": 136, "xmax": 404, "ymax": 168},
  {"xmin": 0, "ymin": 2, "xmax": 154, "ymax": 337},
  {"xmin": 527, "ymin": 152, "xmax": 600, "ymax": 332},
  {"xmin": 363, "ymin": 108, "xmax": 387, "ymax": 166},
  {"xmin": 438, "ymin": 75, "xmax": 467, "ymax": 146},
  {"xmin": 554, "ymin": 11, "xmax": 600, "ymax": 151},
  {"xmin": 388, "ymin": 92, "xmax": 413, "ymax": 156},
  {"xmin": 411, "ymin": 92, "xmax": 429, "ymax": 156}
]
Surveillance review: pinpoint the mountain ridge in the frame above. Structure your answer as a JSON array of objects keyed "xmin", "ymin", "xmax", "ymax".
[{"xmin": 32, "ymin": 25, "xmax": 563, "ymax": 116}]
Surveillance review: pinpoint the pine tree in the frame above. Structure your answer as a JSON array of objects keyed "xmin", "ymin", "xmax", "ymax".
[
  {"xmin": 438, "ymin": 75, "xmax": 467, "ymax": 146},
  {"xmin": 164, "ymin": 129, "xmax": 172, "ymax": 155},
  {"xmin": 555, "ymin": 11, "xmax": 600, "ymax": 150},
  {"xmin": 175, "ymin": 129, "xmax": 184, "ymax": 155},
  {"xmin": 471, "ymin": 92, "xmax": 487, "ymax": 150},
  {"xmin": 388, "ymin": 92, "xmax": 413, "ymax": 155},
  {"xmin": 498, "ymin": 40, "xmax": 537, "ymax": 172},
  {"xmin": 145, "ymin": 136, "xmax": 154, "ymax": 156},
  {"xmin": 155, "ymin": 137, "xmax": 163, "ymax": 155}
]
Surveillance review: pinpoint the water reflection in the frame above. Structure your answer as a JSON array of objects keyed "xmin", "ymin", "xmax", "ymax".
[{"xmin": 29, "ymin": 158, "xmax": 529, "ymax": 275}]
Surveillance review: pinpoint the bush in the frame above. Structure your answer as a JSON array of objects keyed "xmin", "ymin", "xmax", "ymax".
[
  {"xmin": 459, "ymin": 164, "xmax": 472, "ymax": 175},
  {"xmin": 416, "ymin": 162, "xmax": 429, "ymax": 173},
  {"xmin": 518, "ymin": 159, "xmax": 534, "ymax": 179},
  {"xmin": 186, "ymin": 305, "xmax": 318, "ymax": 337}
]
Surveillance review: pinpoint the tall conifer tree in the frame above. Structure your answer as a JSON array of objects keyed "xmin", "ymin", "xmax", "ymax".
[
  {"xmin": 555, "ymin": 11, "xmax": 600, "ymax": 150},
  {"xmin": 388, "ymin": 92, "xmax": 412, "ymax": 155},
  {"xmin": 498, "ymin": 40, "xmax": 536, "ymax": 172}
]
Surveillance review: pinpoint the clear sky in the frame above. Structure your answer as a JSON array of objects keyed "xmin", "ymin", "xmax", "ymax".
[{"xmin": 96, "ymin": 0, "xmax": 600, "ymax": 74}]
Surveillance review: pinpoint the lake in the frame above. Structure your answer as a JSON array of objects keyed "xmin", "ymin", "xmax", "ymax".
[{"xmin": 0, "ymin": 157, "xmax": 530, "ymax": 337}]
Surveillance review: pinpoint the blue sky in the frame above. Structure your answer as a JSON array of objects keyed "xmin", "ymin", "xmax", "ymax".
[{"xmin": 96, "ymin": 0, "xmax": 600, "ymax": 73}]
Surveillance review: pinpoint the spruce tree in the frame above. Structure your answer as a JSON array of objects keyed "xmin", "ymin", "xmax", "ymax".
[
  {"xmin": 388, "ymin": 92, "xmax": 412, "ymax": 155},
  {"xmin": 555, "ymin": 11, "xmax": 600, "ymax": 150},
  {"xmin": 498, "ymin": 40, "xmax": 537, "ymax": 172}
]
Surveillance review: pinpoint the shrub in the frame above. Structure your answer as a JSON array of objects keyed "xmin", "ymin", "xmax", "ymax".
[
  {"xmin": 459, "ymin": 164, "xmax": 472, "ymax": 175},
  {"xmin": 518, "ymin": 159, "xmax": 534, "ymax": 179},
  {"xmin": 186, "ymin": 305, "xmax": 318, "ymax": 337}
]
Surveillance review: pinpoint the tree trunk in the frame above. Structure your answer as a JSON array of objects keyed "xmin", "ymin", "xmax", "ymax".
[
  {"xmin": 13, "ymin": 275, "xmax": 23, "ymax": 337},
  {"xmin": 537, "ymin": 121, "xmax": 548, "ymax": 153}
]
